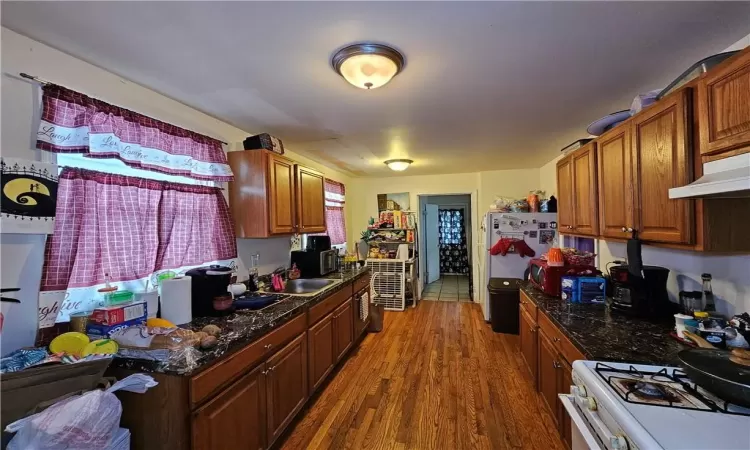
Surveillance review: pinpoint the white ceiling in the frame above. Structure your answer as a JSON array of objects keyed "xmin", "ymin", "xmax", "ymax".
[{"xmin": 2, "ymin": 2, "xmax": 749, "ymax": 177}]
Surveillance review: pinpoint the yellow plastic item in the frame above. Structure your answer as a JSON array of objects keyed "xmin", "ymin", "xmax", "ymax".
[
  {"xmin": 146, "ymin": 318, "xmax": 176, "ymax": 328},
  {"xmin": 49, "ymin": 332, "xmax": 90, "ymax": 357},
  {"xmin": 81, "ymin": 339, "xmax": 119, "ymax": 357},
  {"xmin": 694, "ymin": 311, "xmax": 709, "ymax": 318}
]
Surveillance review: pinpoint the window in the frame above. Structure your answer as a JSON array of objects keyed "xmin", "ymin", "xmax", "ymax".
[
  {"xmin": 308, "ymin": 179, "xmax": 346, "ymax": 248},
  {"xmin": 36, "ymin": 84, "xmax": 237, "ymax": 327}
]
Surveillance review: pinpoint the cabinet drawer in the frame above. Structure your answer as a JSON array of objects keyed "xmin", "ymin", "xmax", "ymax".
[
  {"xmin": 353, "ymin": 273, "xmax": 371, "ymax": 293},
  {"xmin": 538, "ymin": 312, "xmax": 585, "ymax": 365},
  {"xmin": 309, "ymin": 286, "xmax": 351, "ymax": 326},
  {"xmin": 190, "ymin": 313, "xmax": 306, "ymax": 407},
  {"xmin": 520, "ymin": 291, "xmax": 537, "ymax": 322}
]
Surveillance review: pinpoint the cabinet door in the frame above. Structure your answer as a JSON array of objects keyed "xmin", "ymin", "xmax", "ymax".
[
  {"xmin": 558, "ymin": 359, "xmax": 573, "ymax": 450},
  {"xmin": 307, "ymin": 313, "xmax": 334, "ymax": 394},
  {"xmin": 632, "ymin": 90, "xmax": 693, "ymax": 244},
  {"xmin": 597, "ymin": 126, "xmax": 634, "ymax": 240},
  {"xmin": 571, "ymin": 144, "xmax": 598, "ymax": 236},
  {"xmin": 519, "ymin": 308, "xmax": 538, "ymax": 386},
  {"xmin": 295, "ymin": 165, "xmax": 326, "ymax": 233},
  {"xmin": 266, "ymin": 333, "xmax": 308, "ymax": 446},
  {"xmin": 192, "ymin": 364, "xmax": 266, "ymax": 450},
  {"xmin": 556, "ymin": 158, "xmax": 574, "ymax": 232},
  {"xmin": 267, "ymin": 154, "xmax": 296, "ymax": 234},
  {"xmin": 698, "ymin": 50, "xmax": 750, "ymax": 156},
  {"xmin": 537, "ymin": 330, "xmax": 559, "ymax": 426},
  {"xmin": 333, "ymin": 300, "xmax": 354, "ymax": 362}
]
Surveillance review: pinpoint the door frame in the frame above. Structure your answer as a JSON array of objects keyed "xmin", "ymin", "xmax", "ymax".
[{"xmin": 417, "ymin": 191, "xmax": 478, "ymax": 301}]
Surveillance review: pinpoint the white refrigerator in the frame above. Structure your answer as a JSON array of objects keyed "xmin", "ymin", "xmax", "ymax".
[{"xmin": 481, "ymin": 212, "xmax": 558, "ymax": 321}]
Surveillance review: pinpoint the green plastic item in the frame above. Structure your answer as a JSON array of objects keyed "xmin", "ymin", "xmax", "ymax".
[{"xmin": 106, "ymin": 290, "xmax": 133, "ymax": 306}]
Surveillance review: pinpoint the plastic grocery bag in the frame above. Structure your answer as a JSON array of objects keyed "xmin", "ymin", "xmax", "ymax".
[{"xmin": 5, "ymin": 373, "xmax": 157, "ymax": 450}]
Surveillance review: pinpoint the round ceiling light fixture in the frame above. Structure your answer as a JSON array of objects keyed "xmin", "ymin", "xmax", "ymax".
[
  {"xmin": 332, "ymin": 43, "xmax": 405, "ymax": 90},
  {"xmin": 384, "ymin": 159, "xmax": 413, "ymax": 172}
]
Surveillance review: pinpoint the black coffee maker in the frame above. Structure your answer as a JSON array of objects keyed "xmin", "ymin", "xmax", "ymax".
[
  {"xmin": 609, "ymin": 265, "xmax": 673, "ymax": 319},
  {"xmin": 185, "ymin": 265, "xmax": 234, "ymax": 317}
]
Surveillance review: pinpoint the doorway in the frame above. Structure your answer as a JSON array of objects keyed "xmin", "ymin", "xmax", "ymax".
[{"xmin": 419, "ymin": 194, "xmax": 473, "ymax": 301}]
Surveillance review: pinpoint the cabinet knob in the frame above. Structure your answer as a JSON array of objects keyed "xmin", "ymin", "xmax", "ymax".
[
  {"xmin": 553, "ymin": 337, "xmax": 560, "ymax": 343},
  {"xmin": 621, "ymin": 227, "xmax": 627, "ymax": 232},
  {"xmin": 530, "ymin": 327, "xmax": 537, "ymax": 333},
  {"xmin": 269, "ymin": 365, "xmax": 276, "ymax": 372},
  {"xmin": 553, "ymin": 361, "xmax": 560, "ymax": 369},
  {"xmin": 264, "ymin": 343, "xmax": 273, "ymax": 350},
  {"xmin": 628, "ymin": 227, "xmax": 634, "ymax": 232},
  {"xmin": 261, "ymin": 369, "xmax": 269, "ymax": 375}
]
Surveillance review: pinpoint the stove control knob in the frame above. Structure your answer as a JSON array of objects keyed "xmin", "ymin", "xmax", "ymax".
[
  {"xmin": 610, "ymin": 435, "xmax": 628, "ymax": 450},
  {"xmin": 586, "ymin": 397, "xmax": 597, "ymax": 411},
  {"xmin": 575, "ymin": 384, "xmax": 587, "ymax": 398}
]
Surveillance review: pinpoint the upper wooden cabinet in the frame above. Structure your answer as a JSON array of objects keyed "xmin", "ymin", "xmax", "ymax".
[
  {"xmin": 698, "ymin": 48, "xmax": 750, "ymax": 158},
  {"xmin": 632, "ymin": 90, "xmax": 693, "ymax": 244},
  {"xmin": 295, "ymin": 165, "xmax": 326, "ymax": 233},
  {"xmin": 555, "ymin": 143, "xmax": 598, "ymax": 237},
  {"xmin": 571, "ymin": 144, "xmax": 598, "ymax": 236},
  {"xmin": 268, "ymin": 154, "xmax": 296, "ymax": 234},
  {"xmin": 597, "ymin": 125, "xmax": 633, "ymax": 240},
  {"xmin": 556, "ymin": 158, "xmax": 574, "ymax": 231},
  {"xmin": 227, "ymin": 150, "xmax": 327, "ymax": 238}
]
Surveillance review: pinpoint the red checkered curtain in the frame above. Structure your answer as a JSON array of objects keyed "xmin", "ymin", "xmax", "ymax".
[
  {"xmin": 36, "ymin": 84, "xmax": 233, "ymax": 182},
  {"xmin": 324, "ymin": 179, "xmax": 346, "ymax": 245},
  {"xmin": 39, "ymin": 168, "xmax": 237, "ymax": 317}
]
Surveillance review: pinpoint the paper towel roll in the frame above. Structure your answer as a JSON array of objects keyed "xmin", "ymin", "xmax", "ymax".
[{"xmin": 160, "ymin": 276, "xmax": 192, "ymax": 325}]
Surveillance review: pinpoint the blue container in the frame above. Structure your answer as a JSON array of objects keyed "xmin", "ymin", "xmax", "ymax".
[{"xmin": 561, "ymin": 276, "xmax": 606, "ymax": 303}]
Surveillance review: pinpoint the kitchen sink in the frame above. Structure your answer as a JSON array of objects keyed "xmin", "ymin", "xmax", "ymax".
[{"xmin": 262, "ymin": 278, "xmax": 341, "ymax": 296}]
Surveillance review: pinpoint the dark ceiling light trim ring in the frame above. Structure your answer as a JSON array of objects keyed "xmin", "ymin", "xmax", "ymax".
[
  {"xmin": 331, "ymin": 43, "xmax": 405, "ymax": 76},
  {"xmin": 384, "ymin": 159, "xmax": 414, "ymax": 165}
]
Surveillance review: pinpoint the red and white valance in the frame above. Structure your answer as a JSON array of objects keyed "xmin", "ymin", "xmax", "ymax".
[{"xmin": 36, "ymin": 84, "xmax": 233, "ymax": 182}]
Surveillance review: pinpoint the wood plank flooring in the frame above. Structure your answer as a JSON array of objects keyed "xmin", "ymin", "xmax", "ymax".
[{"xmin": 280, "ymin": 301, "xmax": 564, "ymax": 450}]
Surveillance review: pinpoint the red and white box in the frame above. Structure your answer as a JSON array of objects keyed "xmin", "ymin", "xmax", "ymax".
[{"xmin": 90, "ymin": 302, "xmax": 147, "ymax": 326}]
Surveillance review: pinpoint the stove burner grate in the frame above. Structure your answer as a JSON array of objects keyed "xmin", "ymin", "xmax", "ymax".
[{"xmin": 593, "ymin": 363, "xmax": 750, "ymax": 416}]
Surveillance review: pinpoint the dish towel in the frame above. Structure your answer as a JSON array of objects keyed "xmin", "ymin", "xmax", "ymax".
[{"xmin": 490, "ymin": 238, "xmax": 536, "ymax": 258}]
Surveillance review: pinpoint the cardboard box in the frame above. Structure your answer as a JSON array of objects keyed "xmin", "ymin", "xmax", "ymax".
[
  {"xmin": 86, "ymin": 316, "xmax": 146, "ymax": 339},
  {"xmin": 90, "ymin": 302, "xmax": 146, "ymax": 326}
]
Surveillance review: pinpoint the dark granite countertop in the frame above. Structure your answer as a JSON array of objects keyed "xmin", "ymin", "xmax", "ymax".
[
  {"xmin": 520, "ymin": 283, "xmax": 686, "ymax": 366},
  {"xmin": 111, "ymin": 268, "xmax": 370, "ymax": 376}
]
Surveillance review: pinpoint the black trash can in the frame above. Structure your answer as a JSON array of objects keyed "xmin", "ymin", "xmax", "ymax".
[{"xmin": 488, "ymin": 278, "xmax": 521, "ymax": 334}]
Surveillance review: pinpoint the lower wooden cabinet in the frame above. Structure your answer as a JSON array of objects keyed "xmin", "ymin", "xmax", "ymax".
[
  {"xmin": 519, "ymin": 294, "xmax": 583, "ymax": 450},
  {"xmin": 519, "ymin": 308, "xmax": 538, "ymax": 385},
  {"xmin": 266, "ymin": 333, "xmax": 308, "ymax": 447},
  {"xmin": 308, "ymin": 313, "xmax": 335, "ymax": 393},
  {"xmin": 333, "ymin": 300, "xmax": 354, "ymax": 362},
  {"xmin": 537, "ymin": 330, "xmax": 560, "ymax": 428},
  {"xmin": 192, "ymin": 364, "xmax": 266, "ymax": 450}
]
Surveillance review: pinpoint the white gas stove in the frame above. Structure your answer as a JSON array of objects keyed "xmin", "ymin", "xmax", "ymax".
[{"xmin": 561, "ymin": 360, "xmax": 750, "ymax": 450}]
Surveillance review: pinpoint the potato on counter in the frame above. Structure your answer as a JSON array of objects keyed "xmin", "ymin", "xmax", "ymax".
[{"xmin": 201, "ymin": 324, "xmax": 221, "ymax": 337}]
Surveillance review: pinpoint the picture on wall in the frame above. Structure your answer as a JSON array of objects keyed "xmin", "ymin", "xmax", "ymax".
[
  {"xmin": 1, "ymin": 157, "xmax": 58, "ymax": 234},
  {"xmin": 377, "ymin": 192, "xmax": 410, "ymax": 212}
]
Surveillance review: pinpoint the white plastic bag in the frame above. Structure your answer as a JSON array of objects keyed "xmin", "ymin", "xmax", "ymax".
[{"xmin": 5, "ymin": 374, "xmax": 157, "ymax": 450}]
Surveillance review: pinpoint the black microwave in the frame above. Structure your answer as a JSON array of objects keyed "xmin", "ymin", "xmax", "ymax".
[{"xmin": 290, "ymin": 249, "xmax": 337, "ymax": 278}]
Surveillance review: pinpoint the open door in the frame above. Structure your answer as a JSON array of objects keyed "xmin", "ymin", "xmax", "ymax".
[{"xmin": 424, "ymin": 204, "xmax": 440, "ymax": 284}]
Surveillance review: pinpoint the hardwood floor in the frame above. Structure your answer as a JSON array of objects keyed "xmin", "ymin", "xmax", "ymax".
[{"xmin": 280, "ymin": 301, "xmax": 564, "ymax": 450}]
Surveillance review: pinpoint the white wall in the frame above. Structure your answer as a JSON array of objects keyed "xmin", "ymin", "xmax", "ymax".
[{"xmin": 0, "ymin": 28, "xmax": 352, "ymax": 353}]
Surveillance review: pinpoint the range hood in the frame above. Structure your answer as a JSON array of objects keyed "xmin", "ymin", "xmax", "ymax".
[{"xmin": 669, "ymin": 153, "xmax": 750, "ymax": 199}]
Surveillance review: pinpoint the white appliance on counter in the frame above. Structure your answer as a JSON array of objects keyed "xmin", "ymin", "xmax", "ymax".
[
  {"xmin": 561, "ymin": 360, "xmax": 750, "ymax": 450},
  {"xmin": 481, "ymin": 212, "xmax": 557, "ymax": 321}
]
